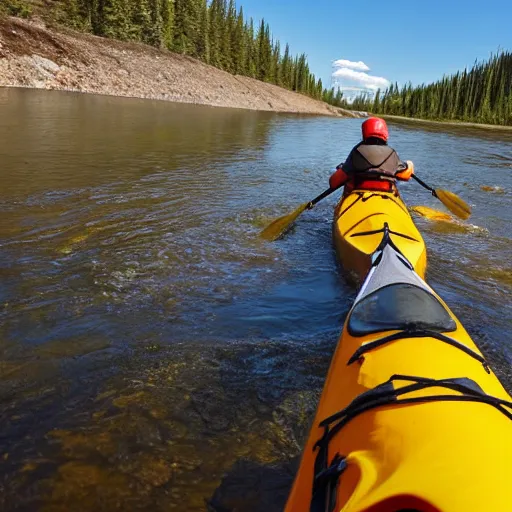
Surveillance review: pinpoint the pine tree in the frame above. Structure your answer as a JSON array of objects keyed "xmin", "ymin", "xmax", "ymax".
[
  {"xmin": 372, "ymin": 89, "xmax": 381, "ymax": 112},
  {"xmin": 479, "ymin": 60, "xmax": 495, "ymax": 123},
  {"xmin": 281, "ymin": 44, "xmax": 291, "ymax": 89},
  {"xmin": 232, "ymin": 6, "xmax": 245, "ymax": 74},
  {"xmin": 174, "ymin": 0, "xmax": 204, "ymax": 56},
  {"xmin": 104, "ymin": 0, "xmax": 132, "ymax": 40},
  {"xmin": 334, "ymin": 88, "xmax": 343, "ymax": 107},
  {"xmin": 197, "ymin": 0, "xmax": 209, "ymax": 62},
  {"xmin": 160, "ymin": 0, "xmax": 174, "ymax": 50},
  {"xmin": 256, "ymin": 20, "xmax": 272, "ymax": 81},
  {"xmin": 63, "ymin": 0, "xmax": 88, "ymax": 29},
  {"xmin": 296, "ymin": 54, "xmax": 308, "ymax": 92},
  {"xmin": 221, "ymin": 0, "xmax": 236, "ymax": 72},
  {"xmin": 315, "ymin": 78, "xmax": 323, "ymax": 99},
  {"xmin": 208, "ymin": 0, "xmax": 221, "ymax": 67},
  {"xmin": 271, "ymin": 41, "xmax": 281, "ymax": 86},
  {"xmin": 131, "ymin": 0, "xmax": 152, "ymax": 44},
  {"xmin": 245, "ymin": 18, "xmax": 257, "ymax": 78},
  {"xmin": 216, "ymin": 0, "xmax": 228, "ymax": 70},
  {"xmin": 147, "ymin": 0, "xmax": 164, "ymax": 47}
]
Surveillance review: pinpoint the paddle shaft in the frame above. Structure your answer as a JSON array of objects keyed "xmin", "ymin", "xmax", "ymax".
[
  {"xmin": 311, "ymin": 176, "xmax": 443, "ymax": 206},
  {"xmin": 307, "ymin": 187, "xmax": 339, "ymax": 210},
  {"xmin": 312, "ymin": 175, "xmax": 447, "ymax": 206},
  {"xmin": 411, "ymin": 174, "xmax": 438, "ymax": 198}
]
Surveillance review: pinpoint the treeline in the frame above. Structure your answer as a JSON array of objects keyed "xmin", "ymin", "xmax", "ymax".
[
  {"xmin": 40, "ymin": 0, "xmax": 343, "ymax": 107},
  {"xmin": 350, "ymin": 51, "xmax": 512, "ymax": 125}
]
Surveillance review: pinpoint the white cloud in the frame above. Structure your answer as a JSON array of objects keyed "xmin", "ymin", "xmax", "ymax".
[
  {"xmin": 332, "ymin": 67, "xmax": 390, "ymax": 91},
  {"xmin": 332, "ymin": 59, "xmax": 370, "ymax": 72}
]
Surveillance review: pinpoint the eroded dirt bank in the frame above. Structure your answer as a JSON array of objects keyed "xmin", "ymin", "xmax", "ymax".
[{"xmin": 0, "ymin": 16, "xmax": 362, "ymax": 117}]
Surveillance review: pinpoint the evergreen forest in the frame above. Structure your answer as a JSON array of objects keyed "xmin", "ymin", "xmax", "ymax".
[{"xmin": 350, "ymin": 52, "xmax": 512, "ymax": 126}]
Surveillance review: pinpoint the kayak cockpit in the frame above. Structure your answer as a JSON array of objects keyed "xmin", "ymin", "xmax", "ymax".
[
  {"xmin": 348, "ymin": 283, "xmax": 457, "ymax": 336},
  {"xmin": 347, "ymin": 235, "xmax": 457, "ymax": 336}
]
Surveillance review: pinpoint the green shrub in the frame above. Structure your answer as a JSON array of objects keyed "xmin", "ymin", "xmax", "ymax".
[{"xmin": 1, "ymin": 0, "xmax": 33, "ymax": 18}]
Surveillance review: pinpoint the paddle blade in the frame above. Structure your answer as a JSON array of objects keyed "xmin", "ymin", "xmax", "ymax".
[
  {"xmin": 435, "ymin": 189, "xmax": 471, "ymax": 220},
  {"xmin": 410, "ymin": 205, "xmax": 454, "ymax": 222},
  {"xmin": 260, "ymin": 203, "xmax": 309, "ymax": 241}
]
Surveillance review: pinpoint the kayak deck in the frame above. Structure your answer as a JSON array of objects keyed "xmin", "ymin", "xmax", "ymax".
[
  {"xmin": 333, "ymin": 190, "xmax": 427, "ymax": 281},
  {"xmin": 286, "ymin": 232, "xmax": 512, "ymax": 512}
]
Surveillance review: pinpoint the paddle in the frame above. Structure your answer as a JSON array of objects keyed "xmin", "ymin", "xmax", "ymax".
[
  {"xmin": 411, "ymin": 175, "xmax": 471, "ymax": 220},
  {"xmin": 260, "ymin": 187, "xmax": 338, "ymax": 241},
  {"xmin": 260, "ymin": 173, "xmax": 471, "ymax": 242},
  {"xmin": 409, "ymin": 205, "xmax": 455, "ymax": 222}
]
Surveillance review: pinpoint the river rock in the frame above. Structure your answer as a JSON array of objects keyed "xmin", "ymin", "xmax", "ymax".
[{"xmin": 31, "ymin": 54, "xmax": 60, "ymax": 75}]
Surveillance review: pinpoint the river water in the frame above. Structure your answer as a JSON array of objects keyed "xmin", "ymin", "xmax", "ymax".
[{"xmin": 0, "ymin": 89, "xmax": 511, "ymax": 511}]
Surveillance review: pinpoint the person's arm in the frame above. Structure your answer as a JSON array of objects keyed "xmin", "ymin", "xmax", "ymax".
[
  {"xmin": 329, "ymin": 148, "xmax": 355, "ymax": 189},
  {"xmin": 329, "ymin": 166, "xmax": 350, "ymax": 189}
]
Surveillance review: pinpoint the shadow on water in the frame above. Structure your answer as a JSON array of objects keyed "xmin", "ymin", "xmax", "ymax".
[
  {"xmin": 0, "ymin": 89, "xmax": 511, "ymax": 511},
  {"xmin": 207, "ymin": 457, "xmax": 300, "ymax": 512},
  {"xmin": 0, "ymin": 337, "xmax": 339, "ymax": 511}
]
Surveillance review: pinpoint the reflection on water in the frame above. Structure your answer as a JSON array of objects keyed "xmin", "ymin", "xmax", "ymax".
[{"xmin": 0, "ymin": 89, "xmax": 511, "ymax": 511}]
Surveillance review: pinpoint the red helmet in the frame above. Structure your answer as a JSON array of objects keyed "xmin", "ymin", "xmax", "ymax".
[{"xmin": 362, "ymin": 117, "xmax": 389, "ymax": 142}]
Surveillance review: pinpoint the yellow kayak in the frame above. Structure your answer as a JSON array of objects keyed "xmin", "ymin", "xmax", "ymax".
[
  {"xmin": 333, "ymin": 190, "xmax": 427, "ymax": 281},
  {"xmin": 285, "ymin": 229, "xmax": 512, "ymax": 512}
]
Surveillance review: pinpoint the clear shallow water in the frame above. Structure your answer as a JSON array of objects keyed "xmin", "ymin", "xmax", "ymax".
[{"xmin": 0, "ymin": 89, "xmax": 511, "ymax": 511}]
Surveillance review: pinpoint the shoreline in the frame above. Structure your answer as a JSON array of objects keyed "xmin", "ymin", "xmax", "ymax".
[
  {"xmin": 381, "ymin": 114, "xmax": 512, "ymax": 132},
  {"xmin": 0, "ymin": 16, "xmax": 362, "ymax": 118}
]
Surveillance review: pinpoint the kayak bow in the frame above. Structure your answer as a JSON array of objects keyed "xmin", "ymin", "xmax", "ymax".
[{"xmin": 286, "ymin": 228, "xmax": 512, "ymax": 512}]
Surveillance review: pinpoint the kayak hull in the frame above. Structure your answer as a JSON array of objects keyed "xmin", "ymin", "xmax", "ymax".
[
  {"xmin": 285, "ymin": 238, "xmax": 512, "ymax": 512},
  {"xmin": 333, "ymin": 190, "xmax": 427, "ymax": 281}
]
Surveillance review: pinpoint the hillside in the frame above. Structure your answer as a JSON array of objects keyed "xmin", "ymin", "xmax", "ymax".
[{"xmin": 0, "ymin": 16, "xmax": 362, "ymax": 117}]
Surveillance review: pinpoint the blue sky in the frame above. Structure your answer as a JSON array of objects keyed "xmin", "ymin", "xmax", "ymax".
[{"xmin": 239, "ymin": 0, "xmax": 512, "ymax": 91}]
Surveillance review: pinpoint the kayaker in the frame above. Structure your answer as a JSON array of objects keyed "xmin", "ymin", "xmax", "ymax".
[{"xmin": 329, "ymin": 117, "xmax": 414, "ymax": 195}]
